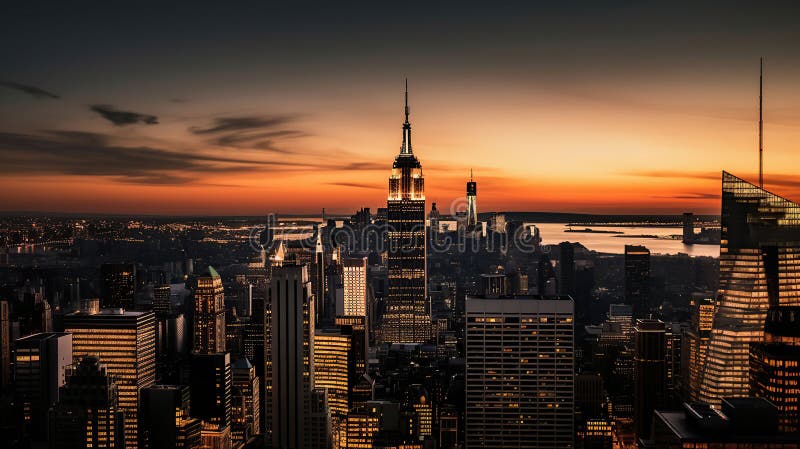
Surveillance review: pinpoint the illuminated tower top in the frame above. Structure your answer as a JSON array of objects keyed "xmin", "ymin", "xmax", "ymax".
[
  {"xmin": 389, "ymin": 79, "xmax": 424, "ymax": 201},
  {"xmin": 467, "ymin": 169, "xmax": 477, "ymax": 229}
]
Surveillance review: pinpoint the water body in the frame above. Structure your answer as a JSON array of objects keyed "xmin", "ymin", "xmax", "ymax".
[{"xmin": 533, "ymin": 223, "xmax": 719, "ymax": 257}]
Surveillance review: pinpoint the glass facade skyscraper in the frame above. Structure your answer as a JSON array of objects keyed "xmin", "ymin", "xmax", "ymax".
[{"xmin": 698, "ymin": 171, "xmax": 800, "ymax": 406}]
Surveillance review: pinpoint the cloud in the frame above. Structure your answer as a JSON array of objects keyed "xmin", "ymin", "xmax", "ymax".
[
  {"xmin": 623, "ymin": 170, "xmax": 720, "ymax": 181},
  {"xmin": 653, "ymin": 192, "xmax": 720, "ymax": 199},
  {"xmin": 190, "ymin": 115, "xmax": 311, "ymax": 154},
  {"xmin": 326, "ymin": 182, "xmax": 383, "ymax": 190},
  {"xmin": 90, "ymin": 104, "xmax": 159, "ymax": 126},
  {"xmin": 0, "ymin": 130, "xmax": 313, "ymax": 185},
  {"xmin": 190, "ymin": 115, "xmax": 299, "ymax": 134},
  {"xmin": 0, "ymin": 81, "xmax": 60, "ymax": 99}
]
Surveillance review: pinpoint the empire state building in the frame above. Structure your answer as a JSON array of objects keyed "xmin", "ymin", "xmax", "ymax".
[{"xmin": 383, "ymin": 81, "xmax": 430, "ymax": 343}]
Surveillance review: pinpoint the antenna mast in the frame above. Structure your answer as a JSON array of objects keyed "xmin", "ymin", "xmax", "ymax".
[{"xmin": 759, "ymin": 58, "xmax": 764, "ymax": 188}]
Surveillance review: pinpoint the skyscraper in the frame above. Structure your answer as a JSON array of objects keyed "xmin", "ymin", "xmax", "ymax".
[
  {"xmin": 558, "ymin": 242, "xmax": 575, "ymax": 297},
  {"xmin": 231, "ymin": 358, "xmax": 260, "ymax": 445},
  {"xmin": 384, "ymin": 80, "xmax": 430, "ymax": 344},
  {"xmin": 14, "ymin": 332, "xmax": 73, "ymax": 441},
  {"xmin": 685, "ymin": 294, "xmax": 716, "ymax": 401},
  {"xmin": 0, "ymin": 301, "xmax": 10, "ymax": 393},
  {"xmin": 749, "ymin": 306, "xmax": 800, "ymax": 433},
  {"xmin": 140, "ymin": 385, "xmax": 202, "ymax": 449},
  {"xmin": 466, "ymin": 169, "xmax": 477, "ymax": 230},
  {"xmin": 49, "ymin": 356, "xmax": 126, "ymax": 449},
  {"xmin": 313, "ymin": 227, "xmax": 327, "ymax": 322},
  {"xmin": 314, "ymin": 327, "xmax": 354, "ymax": 426},
  {"xmin": 193, "ymin": 266, "xmax": 226, "ymax": 354},
  {"xmin": 624, "ymin": 245, "xmax": 650, "ymax": 318},
  {"xmin": 64, "ymin": 305, "xmax": 156, "ymax": 449},
  {"xmin": 265, "ymin": 264, "xmax": 317, "ymax": 449},
  {"xmin": 190, "ymin": 352, "xmax": 232, "ymax": 445},
  {"xmin": 101, "ymin": 262, "xmax": 137, "ymax": 309},
  {"xmin": 698, "ymin": 172, "xmax": 800, "ymax": 406},
  {"xmin": 465, "ymin": 293, "xmax": 574, "ymax": 449},
  {"xmin": 633, "ymin": 319, "xmax": 666, "ymax": 442},
  {"xmin": 341, "ymin": 256, "xmax": 368, "ymax": 318}
]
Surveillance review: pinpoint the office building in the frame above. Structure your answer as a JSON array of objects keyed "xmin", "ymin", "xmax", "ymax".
[
  {"xmin": 699, "ymin": 172, "xmax": 800, "ymax": 406},
  {"xmin": 682, "ymin": 212, "xmax": 694, "ymax": 243},
  {"xmin": 101, "ymin": 262, "xmax": 137, "ymax": 309},
  {"xmin": 465, "ymin": 294, "xmax": 574, "ymax": 449},
  {"xmin": 231, "ymin": 358, "xmax": 260, "ymax": 445},
  {"xmin": 312, "ymin": 228, "xmax": 327, "ymax": 322},
  {"xmin": 14, "ymin": 332, "xmax": 73, "ymax": 440},
  {"xmin": 49, "ymin": 356, "xmax": 125, "ymax": 449},
  {"xmin": 685, "ymin": 294, "xmax": 715, "ymax": 401},
  {"xmin": 384, "ymin": 81, "xmax": 430, "ymax": 344},
  {"xmin": 341, "ymin": 256, "xmax": 368, "ymax": 318},
  {"xmin": 0, "ymin": 301, "xmax": 10, "ymax": 393},
  {"xmin": 64, "ymin": 305, "xmax": 156, "ymax": 449},
  {"xmin": 190, "ymin": 352, "xmax": 231, "ymax": 430},
  {"xmin": 265, "ymin": 264, "xmax": 317, "ymax": 449},
  {"xmin": 153, "ymin": 284, "xmax": 172, "ymax": 317},
  {"xmin": 633, "ymin": 319, "xmax": 666, "ymax": 442},
  {"xmin": 624, "ymin": 245, "xmax": 650, "ymax": 318},
  {"xmin": 750, "ymin": 306, "xmax": 800, "ymax": 433},
  {"xmin": 193, "ymin": 266, "xmax": 226, "ymax": 354},
  {"xmin": 140, "ymin": 385, "xmax": 202, "ymax": 449},
  {"xmin": 314, "ymin": 327, "xmax": 352, "ymax": 423}
]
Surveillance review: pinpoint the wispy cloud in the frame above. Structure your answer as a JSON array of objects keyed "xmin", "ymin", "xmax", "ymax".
[
  {"xmin": 0, "ymin": 81, "xmax": 60, "ymax": 99},
  {"xmin": 653, "ymin": 192, "xmax": 720, "ymax": 199},
  {"xmin": 190, "ymin": 115, "xmax": 310, "ymax": 154},
  {"xmin": 0, "ymin": 130, "xmax": 311, "ymax": 185},
  {"xmin": 326, "ymin": 181, "xmax": 383, "ymax": 190},
  {"xmin": 90, "ymin": 104, "xmax": 159, "ymax": 126}
]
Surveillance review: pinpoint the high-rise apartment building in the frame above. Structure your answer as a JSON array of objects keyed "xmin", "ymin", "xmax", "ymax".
[
  {"xmin": 699, "ymin": 172, "xmax": 800, "ymax": 406},
  {"xmin": 64, "ymin": 305, "xmax": 156, "ymax": 449},
  {"xmin": 465, "ymin": 294, "xmax": 574, "ymax": 449},
  {"xmin": 193, "ymin": 266, "xmax": 226, "ymax": 354},
  {"xmin": 384, "ymin": 81, "xmax": 429, "ymax": 344},
  {"xmin": 624, "ymin": 245, "xmax": 650, "ymax": 318}
]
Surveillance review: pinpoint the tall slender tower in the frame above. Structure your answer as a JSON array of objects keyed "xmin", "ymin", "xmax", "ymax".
[
  {"xmin": 384, "ymin": 80, "xmax": 430, "ymax": 343},
  {"xmin": 466, "ymin": 169, "xmax": 477, "ymax": 230},
  {"xmin": 194, "ymin": 266, "xmax": 226, "ymax": 354},
  {"xmin": 759, "ymin": 57, "xmax": 764, "ymax": 188}
]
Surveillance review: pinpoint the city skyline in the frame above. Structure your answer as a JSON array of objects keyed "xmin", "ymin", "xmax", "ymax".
[{"xmin": 2, "ymin": 2, "xmax": 800, "ymax": 215}]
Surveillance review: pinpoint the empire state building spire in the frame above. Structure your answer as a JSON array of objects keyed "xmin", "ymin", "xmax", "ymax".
[{"xmin": 400, "ymin": 78, "xmax": 413, "ymax": 155}]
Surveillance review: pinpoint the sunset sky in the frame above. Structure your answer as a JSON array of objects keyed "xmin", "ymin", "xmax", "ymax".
[{"xmin": 1, "ymin": 1, "xmax": 799, "ymax": 215}]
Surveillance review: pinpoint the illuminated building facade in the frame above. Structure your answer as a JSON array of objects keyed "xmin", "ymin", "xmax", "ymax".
[
  {"xmin": 699, "ymin": 171, "xmax": 800, "ymax": 406},
  {"xmin": 384, "ymin": 81, "xmax": 430, "ymax": 344},
  {"xmin": 466, "ymin": 169, "xmax": 477, "ymax": 230},
  {"xmin": 64, "ymin": 307, "xmax": 156, "ymax": 449},
  {"xmin": 231, "ymin": 358, "xmax": 260, "ymax": 446},
  {"xmin": 265, "ymin": 264, "xmax": 317, "ymax": 449},
  {"xmin": 342, "ymin": 256, "xmax": 367, "ymax": 318},
  {"xmin": 314, "ymin": 328, "xmax": 352, "ymax": 423},
  {"xmin": 685, "ymin": 295, "xmax": 715, "ymax": 401},
  {"xmin": 624, "ymin": 245, "xmax": 650, "ymax": 318},
  {"xmin": 750, "ymin": 306, "xmax": 800, "ymax": 433},
  {"xmin": 49, "ymin": 356, "xmax": 125, "ymax": 449},
  {"xmin": 194, "ymin": 266, "xmax": 226, "ymax": 354},
  {"xmin": 465, "ymin": 294, "xmax": 574, "ymax": 449},
  {"xmin": 340, "ymin": 407, "xmax": 380, "ymax": 449},
  {"xmin": 1, "ymin": 301, "xmax": 10, "ymax": 392}
]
